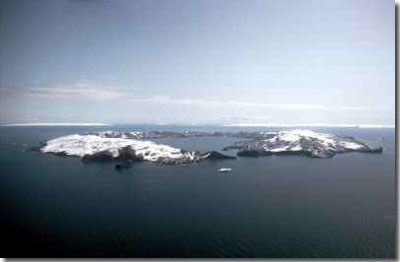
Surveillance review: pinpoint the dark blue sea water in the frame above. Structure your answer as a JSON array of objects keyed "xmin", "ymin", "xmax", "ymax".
[{"xmin": 1, "ymin": 125, "xmax": 395, "ymax": 258}]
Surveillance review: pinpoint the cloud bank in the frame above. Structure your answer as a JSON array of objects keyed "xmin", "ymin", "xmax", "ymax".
[{"xmin": 0, "ymin": 80, "xmax": 392, "ymax": 126}]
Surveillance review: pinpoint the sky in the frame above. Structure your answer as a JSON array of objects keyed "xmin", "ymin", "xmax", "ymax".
[{"xmin": 0, "ymin": 0, "xmax": 395, "ymax": 126}]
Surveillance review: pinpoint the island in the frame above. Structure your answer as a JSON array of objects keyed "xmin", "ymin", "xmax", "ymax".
[
  {"xmin": 33, "ymin": 130, "xmax": 383, "ymax": 169},
  {"xmin": 223, "ymin": 129, "xmax": 383, "ymax": 158},
  {"xmin": 38, "ymin": 134, "xmax": 235, "ymax": 166}
]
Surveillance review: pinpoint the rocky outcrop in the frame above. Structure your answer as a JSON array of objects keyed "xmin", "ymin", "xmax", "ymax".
[
  {"xmin": 365, "ymin": 147, "xmax": 384, "ymax": 153},
  {"xmin": 206, "ymin": 151, "xmax": 236, "ymax": 160},
  {"xmin": 29, "ymin": 141, "xmax": 47, "ymax": 152},
  {"xmin": 116, "ymin": 146, "xmax": 143, "ymax": 161},
  {"xmin": 82, "ymin": 150, "xmax": 114, "ymax": 163}
]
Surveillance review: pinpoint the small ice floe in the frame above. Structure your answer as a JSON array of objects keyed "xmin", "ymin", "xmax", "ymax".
[{"xmin": 217, "ymin": 168, "xmax": 232, "ymax": 173}]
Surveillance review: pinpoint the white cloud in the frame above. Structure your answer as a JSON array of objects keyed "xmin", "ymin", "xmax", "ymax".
[
  {"xmin": 0, "ymin": 81, "xmax": 129, "ymax": 100},
  {"xmin": 27, "ymin": 87, "xmax": 126, "ymax": 100},
  {"xmin": 128, "ymin": 95, "xmax": 388, "ymax": 112},
  {"xmin": 1, "ymin": 82, "xmax": 388, "ymax": 113}
]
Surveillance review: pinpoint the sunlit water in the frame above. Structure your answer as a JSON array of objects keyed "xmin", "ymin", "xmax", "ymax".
[{"xmin": 1, "ymin": 126, "xmax": 395, "ymax": 258}]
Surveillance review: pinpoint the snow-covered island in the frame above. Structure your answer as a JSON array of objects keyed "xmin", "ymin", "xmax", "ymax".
[
  {"xmin": 33, "ymin": 130, "xmax": 383, "ymax": 168},
  {"xmin": 223, "ymin": 129, "xmax": 383, "ymax": 158},
  {"xmin": 37, "ymin": 134, "xmax": 235, "ymax": 165}
]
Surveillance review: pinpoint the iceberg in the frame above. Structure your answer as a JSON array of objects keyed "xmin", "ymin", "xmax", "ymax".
[{"xmin": 217, "ymin": 168, "xmax": 232, "ymax": 173}]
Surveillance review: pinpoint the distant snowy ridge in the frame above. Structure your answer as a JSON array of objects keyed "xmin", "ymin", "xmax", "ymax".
[
  {"xmin": 89, "ymin": 131, "xmax": 143, "ymax": 139},
  {"xmin": 222, "ymin": 123, "xmax": 394, "ymax": 128},
  {"xmin": 88, "ymin": 130, "xmax": 223, "ymax": 139}
]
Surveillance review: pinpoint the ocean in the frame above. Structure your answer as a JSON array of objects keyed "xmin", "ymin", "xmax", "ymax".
[{"xmin": 1, "ymin": 125, "xmax": 395, "ymax": 258}]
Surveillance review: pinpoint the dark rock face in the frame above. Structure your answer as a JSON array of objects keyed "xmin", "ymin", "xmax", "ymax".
[
  {"xmin": 234, "ymin": 142, "xmax": 339, "ymax": 159},
  {"xmin": 117, "ymin": 146, "xmax": 143, "ymax": 161},
  {"xmin": 308, "ymin": 148, "xmax": 336, "ymax": 158},
  {"xmin": 82, "ymin": 150, "xmax": 114, "ymax": 163},
  {"xmin": 156, "ymin": 155, "xmax": 204, "ymax": 165},
  {"xmin": 81, "ymin": 146, "xmax": 146, "ymax": 165},
  {"xmin": 206, "ymin": 151, "xmax": 236, "ymax": 160},
  {"xmin": 155, "ymin": 150, "xmax": 236, "ymax": 165},
  {"xmin": 222, "ymin": 145, "xmax": 242, "ymax": 151},
  {"xmin": 237, "ymin": 149, "xmax": 274, "ymax": 157},
  {"xmin": 29, "ymin": 141, "xmax": 47, "ymax": 152},
  {"xmin": 237, "ymin": 150, "xmax": 263, "ymax": 157},
  {"xmin": 54, "ymin": 151, "xmax": 70, "ymax": 157},
  {"xmin": 236, "ymin": 149, "xmax": 335, "ymax": 158},
  {"xmin": 366, "ymin": 147, "xmax": 384, "ymax": 153},
  {"xmin": 81, "ymin": 146, "xmax": 143, "ymax": 169}
]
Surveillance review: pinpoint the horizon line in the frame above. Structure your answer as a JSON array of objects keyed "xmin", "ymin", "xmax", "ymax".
[{"xmin": 0, "ymin": 122, "xmax": 395, "ymax": 128}]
